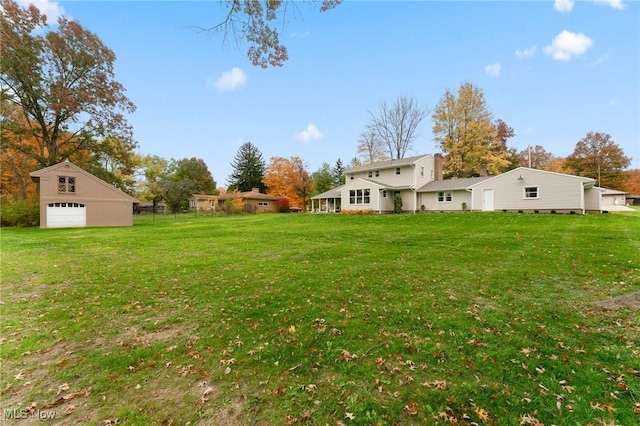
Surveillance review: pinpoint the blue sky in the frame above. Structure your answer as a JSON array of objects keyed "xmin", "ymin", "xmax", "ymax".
[{"xmin": 22, "ymin": 0, "xmax": 640, "ymax": 185}]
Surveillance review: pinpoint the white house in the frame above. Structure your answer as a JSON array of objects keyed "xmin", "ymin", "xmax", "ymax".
[{"xmin": 311, "ymin": 155, "xmax": 602, "ymax": 214}]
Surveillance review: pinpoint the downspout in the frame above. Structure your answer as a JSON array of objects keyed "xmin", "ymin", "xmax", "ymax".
[
  {"xmin": 580, "ymin": 182, "xmax": 585, "ymax": 214},
  {"xmin": 411, "ymin": 163, "xmax": 417, "ymax": 213},
  {"xmin": 466, "ymin": 188, "xmax": 474, "ymax": 211}
]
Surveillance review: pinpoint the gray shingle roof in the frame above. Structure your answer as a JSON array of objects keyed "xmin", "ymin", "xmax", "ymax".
[
  {"xmin": 345, "ymin": 154, "xmax": 430, "ymax": 173},
  {"xmin": 418, "ymin": 176, "xmax": 491, "ymax": 192}
]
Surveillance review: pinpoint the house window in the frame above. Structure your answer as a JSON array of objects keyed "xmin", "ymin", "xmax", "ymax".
[
  {"xmin": 382, "ymin": 190, "xmax": 387, "ymax": 198},
  {"xmin": 420, "ymin": 167, "xmax": 424, "ymax": 177},
  {"xmin": 375, "ymin": 170, "xmax": 379, "ymax": 177},
  {"xmin": 349, "ymin": 189, "xmax": 370, "ymax": 205},
  {"xmin": 368, "ymin": 171, "xmax": 372, "ymax": 178},
  {"xmin": 437, "ymin": 191, "xmax": 453, "ymax": 202},
  {"xmin": 258, "ymin": 202, "xmax": 269, "ymax": 206},
  {"xmin": 58, "ymin": 176, "xmax": 76, "ymax": 193},
  {"xmin": 349, "ymin": 174, "xmax": 354, "ymax": 180},
  {"xmin": 395, "ymin": 167, "xmax": 401, "ymax": 175},
  {"xmin": 524, "ymin": 186, "xmax": 539, "ymax": 199}
]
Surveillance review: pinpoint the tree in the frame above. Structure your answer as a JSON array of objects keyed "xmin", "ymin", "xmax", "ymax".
[
  {"xmin": 137, "ymin": 154, "xmax": 169, "ymax": 213},
  {"xmin": 162, "ymin": 179, "xmax": 194, "ymax": 214},
  {"xmin": 227, "ymin": 141, "xmax": 267, "ymax": 192},
  {"xmin": 173, "ymin": 157, "xmax": 217, "ymax": 194},
  {"xmin": 312, "ymin": 162, "xmax": 335, "ymax": 195},
  {"xmin": 565, "ymin": 132, "xmax": 630, "ymax": 188},
  {"xmin": 0, "ymin": 100, "xmax": 40, "ymax": 200},
  {"xmin": 290, "ymin": 156, "xmax": 314, "ymax": 211},
  {"xmin": 620, "ymin": 169, "xmax": 640, "ymax": 195},
  {"xmin": 202, "ymin": 0, "xmax": 342, "ymax": 68},
  {"xmin": 368, "ymin": 96, "xmax": 429, "ymax": 160},
  {"xmin": 333, "ymin": 158, "xmax": 345, "ymax": 186},
  {"xmin": 432, "ymin": 82, "xmax": 511, "ymax": 178},
  {"xmin": 263, "ymin": 156, "xmax": 313, "ymax": 210},
  {"xmin": 1, "ymin": 0, "xmax": 136, "ymax": 169},
  {"xmin": 356, "ymin": 124, "xmax": 387, "ymax": 164},
  {"xmin": 160, "ymin": 157, "xmax": 216, "ymax": 213},
  {"xmin": 517, "ymin": 145, "xmax": 555, "ymax": 169}
]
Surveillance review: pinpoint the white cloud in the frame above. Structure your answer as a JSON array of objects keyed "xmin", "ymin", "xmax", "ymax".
[
  {"xmin": 554, "ymin": 0, "xmax": 575, "ymax": 13},
  {"xmin": 207, "ymin": 67, "xmax": 247, "ymax": 92},
  {"xmin": 543, "ymin": 30, "xmax": 593, "ymax": 61},
  {"xmin": 515, "ymin": 45, "xmax": 537, "ymax": 59},
  {"xmin": 17, "ymin": 0, "xmax": 65, "ymax": 24},
  {"xmin": 593, "ymin": 0, "xmax": 626, "ymax": 10},
  {"xmin": 484, "ymin": 63, "xmax": 501, "ymax": 77},
  {"xmin": 294, "ymin": 123, "xmax": 323, "ymax": 143}
]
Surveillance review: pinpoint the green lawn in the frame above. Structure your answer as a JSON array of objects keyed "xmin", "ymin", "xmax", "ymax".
[{"xmin": 1, "ymin": 212, "xmax": 639, "ymax": 425}]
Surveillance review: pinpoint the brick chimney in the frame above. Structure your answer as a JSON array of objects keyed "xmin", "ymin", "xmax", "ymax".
[{"xmin": 434, "ymin": 154, "xmax": 444, "ymax": 181}]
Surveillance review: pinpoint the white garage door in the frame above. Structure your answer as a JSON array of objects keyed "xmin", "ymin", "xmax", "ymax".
[{"xmin": 47, "ymin": 203, "xmax": 86, "ymax": 228}]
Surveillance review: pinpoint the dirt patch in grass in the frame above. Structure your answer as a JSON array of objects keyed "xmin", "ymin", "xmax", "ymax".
[{"xmin": 593, "ymin": 291, "xmax": 640, "ymax": 310}]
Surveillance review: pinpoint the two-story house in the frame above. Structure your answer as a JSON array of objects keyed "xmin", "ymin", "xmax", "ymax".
[
  {"xmin": 312, "ymin": 154, "xmax": 603, "ymax": 214},
  {"xmin": 312, "ymin": 154, "xmax": 443, "ymax": 213}
]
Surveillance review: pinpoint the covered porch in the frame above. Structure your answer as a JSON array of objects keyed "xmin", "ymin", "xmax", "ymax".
[{"xmin": 311, "ymin": 186, "xmax": 343, "ymax": 213}]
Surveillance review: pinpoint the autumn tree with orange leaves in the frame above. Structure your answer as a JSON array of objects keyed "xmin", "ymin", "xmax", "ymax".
[
  {"xmin": 263, "ymin": 156, "xmax": 314, "ymax": 211},
  {"xmin": 1, "ymin": 0, "xmax": 137, "ymax": 197}
]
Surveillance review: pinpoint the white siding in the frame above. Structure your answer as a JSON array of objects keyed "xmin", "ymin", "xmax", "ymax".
[{"xmin": 470, "ymin": 168, "xmax": 594, "ymax": 212}]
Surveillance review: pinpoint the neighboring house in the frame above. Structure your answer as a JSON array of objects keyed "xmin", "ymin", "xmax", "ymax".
[
  {"xmin": 599, "ymin": 188, "xmax": 628, "ymax": 207},
  {"xmin": 30, "ymin": 160, "xmax": 140, "ymax": 228},
  {"xmin": 135, "ymin": 202, "xmax": 166, "ymax": 214},
  {"xmin": 216, "ymin": 188, "xmax": 280, "ymax": 213},
  {"xmin": 189, "ymin": 194, "xmax": 217, "ymax": 212},
  {"xmin": 312, "ymin": 154, "xmax": 602, "ymax": 214}
]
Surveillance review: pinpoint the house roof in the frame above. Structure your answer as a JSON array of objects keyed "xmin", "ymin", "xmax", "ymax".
[
  {"xmin": 467, "ymin": 167, "xmax": 596, "ymax": 188},
  {"xmin": 217, "ymin": 190, "xmax": 279, "ymax": 201},
  {"xmin": 418, "ymin": 176, "xmax": 491, "ymax": 192},
  {"xmin": 29, "ymin": 160, "xmax": 140, "ymax": 203},
  {"xmin": 597, "ymin": 187, "xmax": 628, "ymax": 195},
  {"xmin": 345, "ymin": 154, "xmax": 431, "ymax": 173},
  {"xmin": 312, "ymin": 185, "xmax": 344, "ymax": 200},
  {"xmin": 190, "ymin": 194, "xmax": 218, "ymax": 201}
]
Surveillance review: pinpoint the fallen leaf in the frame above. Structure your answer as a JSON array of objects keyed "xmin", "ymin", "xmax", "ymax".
[
  {"xmin": 404, "ymin": 400, "xmax": 418, "ymax": 416},
  {"xmin": 474, "ymin": 405, "xmax": 489, "ymax": 422}
]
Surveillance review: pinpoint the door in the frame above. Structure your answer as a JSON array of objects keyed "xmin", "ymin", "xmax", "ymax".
[
  {"xmin": 482, "ymin": 189, "xmax": 494, "ymax": 211},
  {"xmin": 47, "ymin": 202, "xmax": 86, "ymax": 228}
]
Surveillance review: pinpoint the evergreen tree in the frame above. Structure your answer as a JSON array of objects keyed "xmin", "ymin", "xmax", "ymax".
[
  {"xmin": 333, "ymin": 158, "xmax": 345, "ymax": 186},
  {"xmin": 227, "ymin": 142, "xmax": 267, "ymax": 192},
  {"xmin": 312, "ymin": 162, "xmax": 334, "ymax": 195}
]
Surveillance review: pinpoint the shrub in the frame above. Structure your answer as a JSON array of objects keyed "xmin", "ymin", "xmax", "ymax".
[
  {"xmin": 393, "ymin": 195, "xmax": 403, "ymax": 214},
  {"xmin": 278, "ymin": 197, "xmax": 290, "ymax": 213},
  {"xmin": 0, "ymin": 198, "xmax": 40, "ymax": 227}
]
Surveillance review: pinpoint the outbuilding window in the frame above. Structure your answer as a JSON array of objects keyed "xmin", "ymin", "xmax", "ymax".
[
  {"xmin": 524, "ymin": 186, "xmax": 539, "ymax": 199},
  {"xmin": 58, "ymin": 176, "xmax": 76, "ymax": 193}
]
